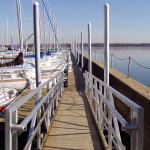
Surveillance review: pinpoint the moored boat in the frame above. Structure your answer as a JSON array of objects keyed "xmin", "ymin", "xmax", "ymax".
[{"xmin": 0, "ymin": 88, "xmax": 18, "ymax": 112}]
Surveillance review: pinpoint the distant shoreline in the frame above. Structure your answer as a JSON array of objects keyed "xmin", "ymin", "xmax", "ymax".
[
  {"xmin": 2, "ymin": 43, "xmax": 150, "ymax": 48},
  {"xmin": 65, "ymin": 43, "xmax": 150, "ymax": 47}
]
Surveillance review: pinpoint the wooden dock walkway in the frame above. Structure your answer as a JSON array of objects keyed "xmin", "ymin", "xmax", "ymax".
[{"xmin": 42, "ymin": 55, "xmax": 104, "ymax": 150}]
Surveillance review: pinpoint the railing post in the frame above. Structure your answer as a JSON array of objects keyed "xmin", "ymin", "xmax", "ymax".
[
  {"xmin": 128, "ymin": 57, "xmax": 131, "ymax": 77},
  {"xmin": 5, "ymin": 109, "xmax": 12, "ymax": 150},
  {"xmin": 131, "ymin": 108, "xmax": 144, "ymax": 150},
  {"xmin": 81, "ymin": 31, "xmax": 84, "ymax": 71},
  {"xmin": 12, "ymin": 110, "xmax": 18, "ymax": 150},
  {"xmin": 137, "ymin": 108, "xmax": 144, "ymax": 150}
]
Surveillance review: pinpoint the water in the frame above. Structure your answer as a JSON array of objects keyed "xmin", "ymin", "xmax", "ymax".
[{"xmin": 84, "ymin": 46, "xmax": 150, "ymax": 87}]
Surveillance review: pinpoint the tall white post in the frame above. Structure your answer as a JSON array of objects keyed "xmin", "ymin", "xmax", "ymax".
[
  {"xmin": 88, "ymin": 22, "xmax": 92, "ymax": 74},
  {"xmin": 75, "ymin": 38, "xmax": 77, "ymax": 60},
  {"xmin": 33, "ymin": 2, "xmax": 41, "ymax": 149},
  {"xmin": 81, "ymin": 31, "xmax": 84, "ymax": 70},
  {"xmin": 104, "ymin": 3, "xmax": 109, "ymax": 85},
  {"xmin": 73, "ymin": 41, "xmax": 74, "ymax": 57},
  {"xmin": 16, "ymin": 0, "xmax": 23, "ymax": 52},
  {"xmin": 33, "ymin": 2, "xmax": 41, "ymax": 87},
  {"xmin": 77, "ymin": 36, "xmax": 79, "ymax": 65}
]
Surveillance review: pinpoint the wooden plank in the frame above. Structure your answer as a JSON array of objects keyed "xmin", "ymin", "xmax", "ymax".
[{"xmin": 42, "ymin": 54, "xmax": 104, "ymax": 150}]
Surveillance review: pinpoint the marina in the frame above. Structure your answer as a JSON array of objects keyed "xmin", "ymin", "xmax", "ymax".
[{"xmin": 0, "ymin": 0, "xmax": 150, "ymax": 150}]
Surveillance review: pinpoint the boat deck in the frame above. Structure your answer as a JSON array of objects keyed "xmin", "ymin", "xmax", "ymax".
[{"xmin": 41, "ymin": 55, "xmax": 104, "ymax": 150}]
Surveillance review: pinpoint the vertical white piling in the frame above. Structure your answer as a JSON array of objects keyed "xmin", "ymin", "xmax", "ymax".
[
  {"xmin": 88, "ymin": 22, "xmax": 92, "ymax": 74},
  {"xmin": 104, "ymin": 3, "xmax": 109, "ymax": 85},
  {"xmin": 81, "ymin": 31, "xmax": 84, "ymax": 70},
  {"xmin": 73, "ymin": 41, "xmax": 74, "ymax": 57},
  {"xmin": 16, "ymin": 0, "xmax": 23, "ymax": 52},
  {"xmin": 33, "ymin": 2, "xmax": 41, "ymax": 149},
  {"xmin": 75, "ymin": 38, "xmax": 77, "ymax": 60},
  {"xmin": 78, "ymin": 36, "xmax": 79, "ymax": 65},
  {"xmin": 33, "ymin": 2, "xmax": 41, "ymax": 87}
]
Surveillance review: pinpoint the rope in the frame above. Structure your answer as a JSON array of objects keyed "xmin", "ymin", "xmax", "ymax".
[
  {"xmin": 112, "ymin": 54, "xmax": 128, "ymax": 60},
  {"xmin": 41, "ymin": 0, "xmax": 64, "ymax": 57},
  {"xmin": 130, "ymin": 58, "xmax": 150, "ymax": 69}
]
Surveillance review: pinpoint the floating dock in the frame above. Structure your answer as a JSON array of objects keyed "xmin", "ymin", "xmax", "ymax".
[{"xmin": 41, "ymin": 55, "xmax": 104, "ymax": 149}]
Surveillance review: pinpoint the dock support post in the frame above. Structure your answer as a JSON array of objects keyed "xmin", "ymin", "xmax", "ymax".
[
  {"xmin": 34, "ymin": 2, "xmax": 41, "ymax": 87},
  {"xmin": 75, "ymin": 38, "xmax": 77, "ymax": 61},
  {"xmin": 88, "ymin": 22, "xmax": 92, "ymax": 74},
  {"xmin": 33, "ymin": 2, "xmax": 41, "ymax": 149},
  {"xmin": 73, "ymin": 41, "xmax": 74, "ymax": 57},
  {"xmin": 81, "ymin": 31, "xmax": 84, "ymax": 71},
  {"xmin": 88, "ymin": 22, "xmax": 93, "ymax": 104},
  {"xmin": 104, "ymin": 3, "xmax": 109, "ymax": 85},
  {"xmin": 78, "ymin": 36, "xmax": 79, "ymax": 65}
]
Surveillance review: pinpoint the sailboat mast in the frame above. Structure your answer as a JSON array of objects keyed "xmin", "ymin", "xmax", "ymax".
[
  {"xmin": 7, "ymin": 18, "xmax": 8, "ymax": 47},
  {"xmin": 16, "ymin": 0, "xmax": 23, "ymax": 52},
  {"xmin": 43, "ymin": 0, "xmax": 46, "ymax": 54}
]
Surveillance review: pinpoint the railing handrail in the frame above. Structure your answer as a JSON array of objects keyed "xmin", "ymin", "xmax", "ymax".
[
  {"xmin": 16, "ymin": 77, "xmax": 61, "ymax": 131},
  {"xmin": 85, "ymin": 71, "xmax": 142, "ymax": 112},
  {"xmin": 5, "ymin": 63, "xmax": 67, "ymax": 150},
  {"xmin": 6, "ymin": 63, "xmax": 67, "ymax": 112},
  {"xmin": 84, "ymin": 70, "xmax": 144, "ymax": 150},
  {"xmin": 88, "ymin": 77, "xmax": 138, "ymax": 129}
]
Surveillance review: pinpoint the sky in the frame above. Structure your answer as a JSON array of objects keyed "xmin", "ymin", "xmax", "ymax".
[{"xmin": 0, "ymin": 0, "xmax": 150, "ymax": 45}]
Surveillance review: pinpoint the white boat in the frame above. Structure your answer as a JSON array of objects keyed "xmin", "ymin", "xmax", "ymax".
[
  {"xmin": 0, "ymin": 51, "xmax": 67, "ymax": 91},
  {"xmin": 0, "ymin": 88, "xmax": 18, "ymax": 112}
]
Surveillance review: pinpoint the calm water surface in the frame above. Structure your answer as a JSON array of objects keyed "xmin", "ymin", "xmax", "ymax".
[{"xmin": 84, "ymin": 47, "xmax": 150, "ymax": 87}]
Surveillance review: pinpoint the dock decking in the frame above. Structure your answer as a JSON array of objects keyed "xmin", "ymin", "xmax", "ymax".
[{"xmin": 42, "ymin": 55, "xmax": 104, "ymax": 150}]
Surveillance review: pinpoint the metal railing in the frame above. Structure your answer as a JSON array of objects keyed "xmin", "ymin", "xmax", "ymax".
[
  {"xmin": 5, "ymin": 69, "xmax": 66, "ymax": 150},
  {"xmin": 84, "ymin": 70, "xmax": 144, "ymax": 150}
]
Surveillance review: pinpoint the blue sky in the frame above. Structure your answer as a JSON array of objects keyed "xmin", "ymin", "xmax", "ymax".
[{"xmin": 0, "ymin": 0, "xmax": 150, "ymax": 44}]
